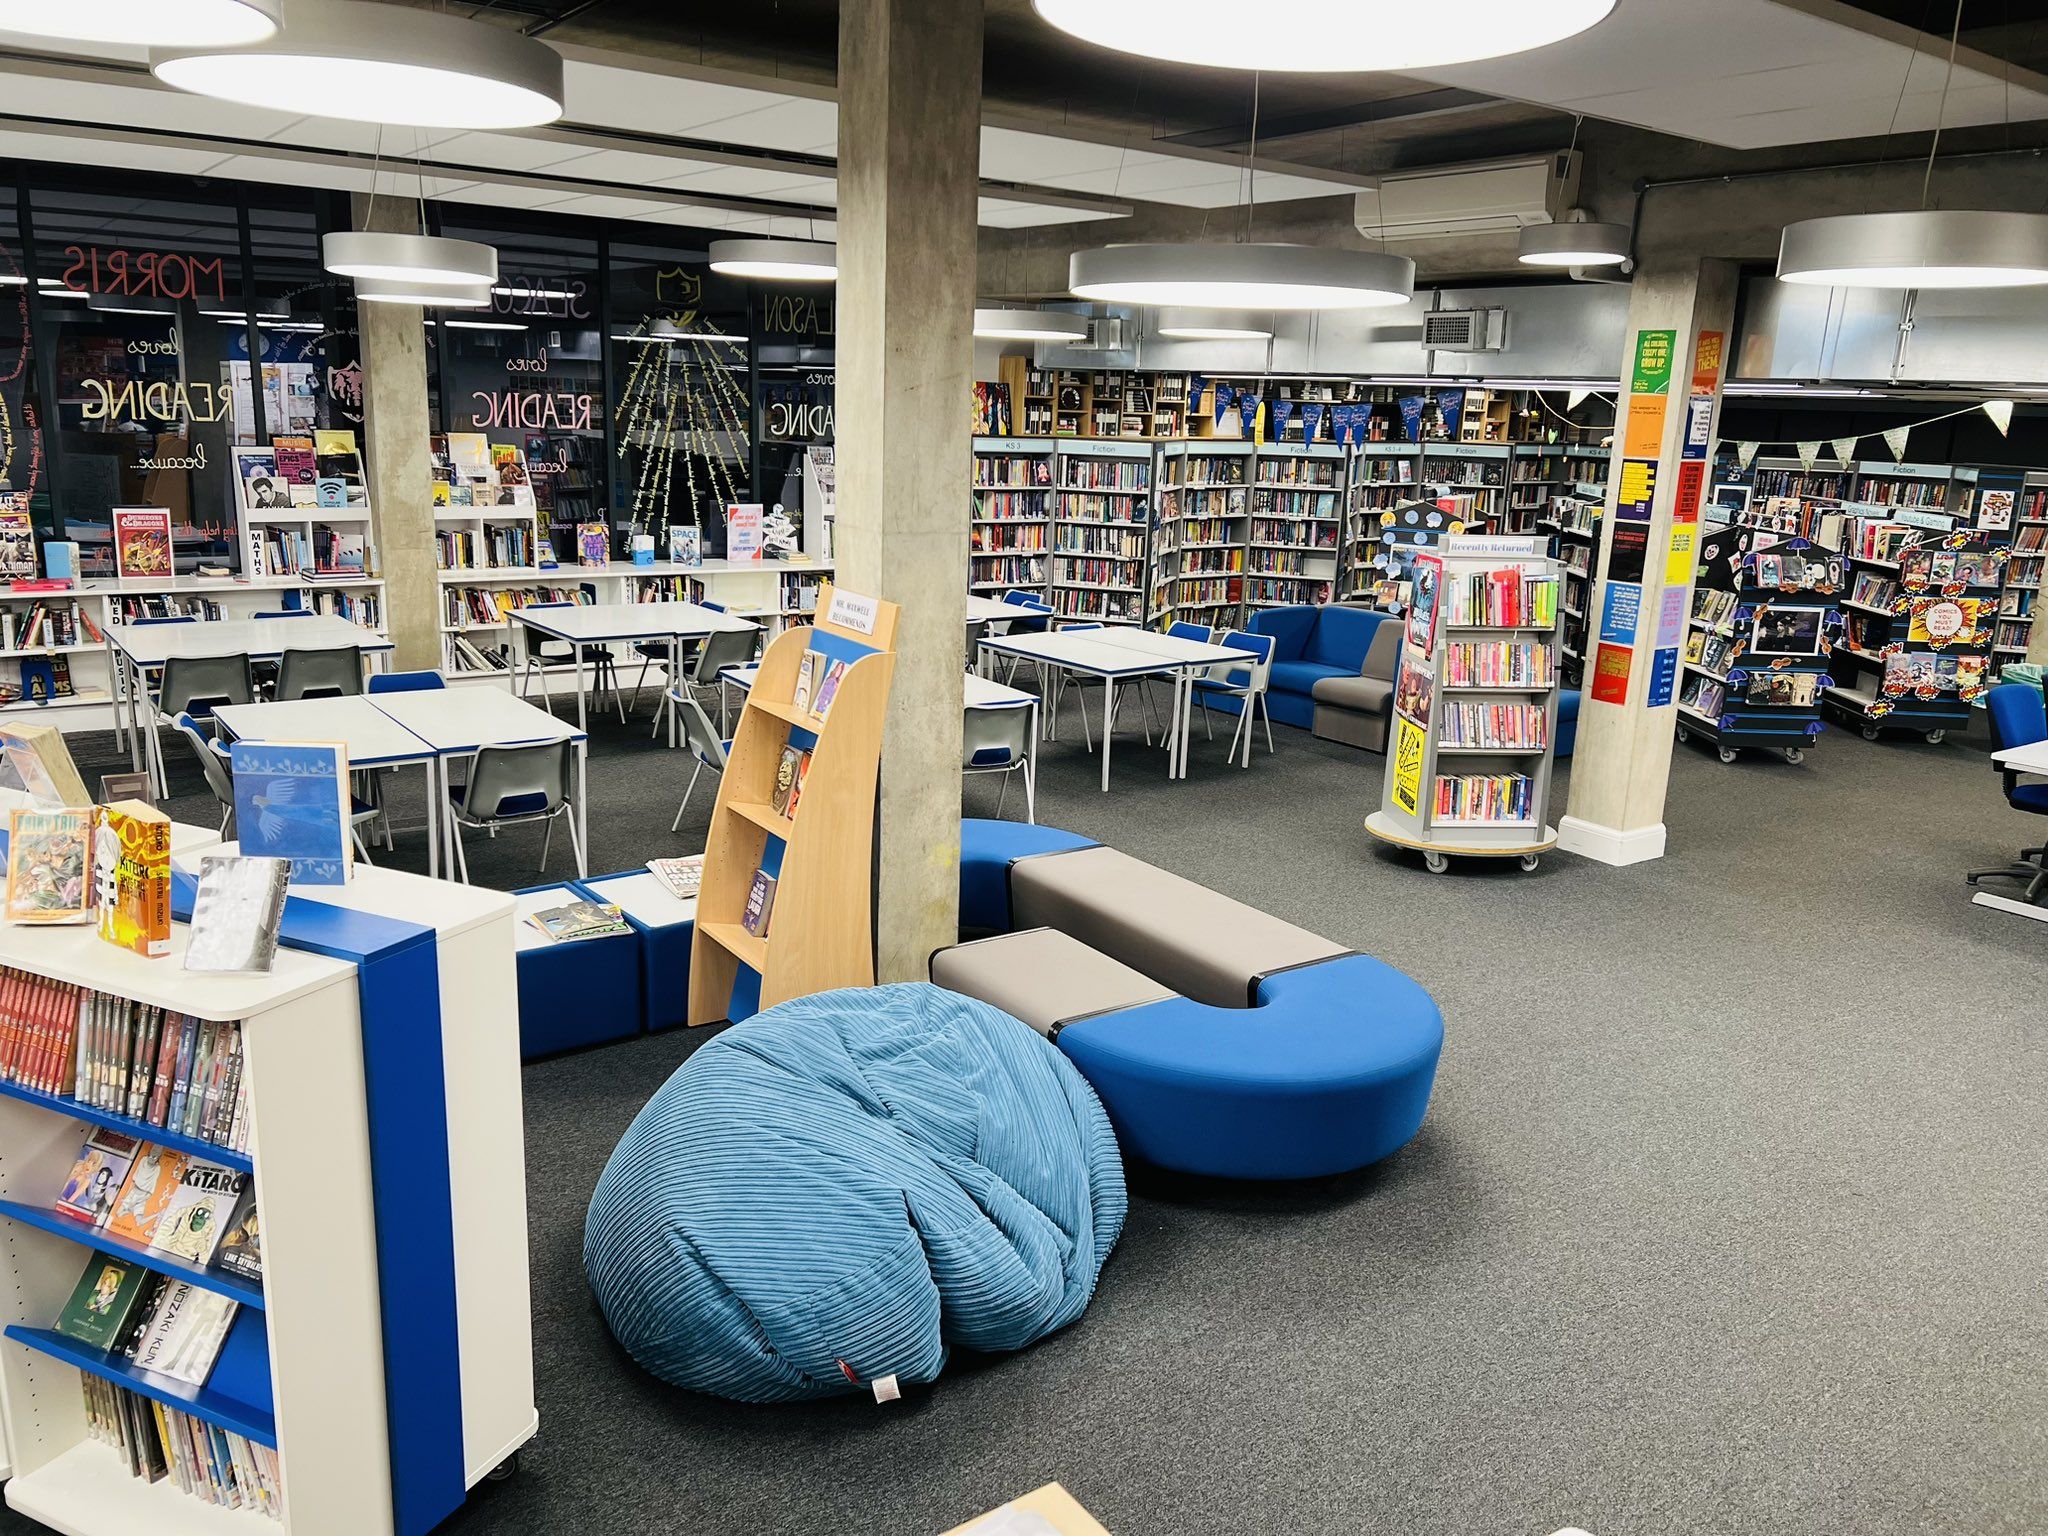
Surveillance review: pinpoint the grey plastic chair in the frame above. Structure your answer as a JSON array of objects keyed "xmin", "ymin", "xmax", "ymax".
[
  {"xmin": 963, "ymin": 700, "xmax": 1035, "ymax": 823},
  {"xmin": 152, "ymin": 653, "xmax": 254, "ymax": 799},
  {"xmin": 171, "ymin": 712, "xmax": 238, "ymax": 835},
  {"xmin": 966, "ymin": 616, "xmax": 991, "ymax": 673},
  {"xmin": 655, "ymin": 625, "xmax": 758, "ymax": 742},
  {"xmin": 275, "ymin": 646, "xmax": 364, "ymax": 701},
  {"xmin": 446, "ymin": 739, "xmax": 582, "ymax": 883},
  {"xmin": 515, "ymin": 602, "xmax": 578, "ymax": 717},
  {"xmin": 668, "ymin": 690, "xmax": 731, "ymax": 832}
]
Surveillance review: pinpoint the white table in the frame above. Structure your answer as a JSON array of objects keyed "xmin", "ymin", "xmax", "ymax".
[
  {"xmin": 367, "ymin": 687, "xmax": 590, "ymax": 881},
  {"xmin": 967, "ymin": 595, "xmax": 1016, "ymax": 625},
  {"xmin": 215, "ymin": 696, "xmax": 444, "ymax": 877},
  {"xmin": 509, "ymin": 601, "xmax": 760, "ymax": 733},
  {"xmin": 1091, "ymin": 627, "xmax": 1265, "ymax": 776},
  {"xmin": 106, "ymin": 614, "xmax": 395, "ymax": 791},
  {"xmin": 1975, "ymin": 739, "xmax": 2048, "ymax": 923}
]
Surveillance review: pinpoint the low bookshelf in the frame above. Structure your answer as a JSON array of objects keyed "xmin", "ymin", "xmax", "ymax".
[
  {"xmin": 688, "ymin": 584, "xmax": 899, "ymax": 1027},
  {"xmin": 1366, "ymin": 536, "xmax": 1564, "ymax": 874}
]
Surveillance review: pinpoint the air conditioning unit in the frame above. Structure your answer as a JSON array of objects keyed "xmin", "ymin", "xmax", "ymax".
[
  {"xmin": 1355, "ymin": 151, "xmax": 1581, "ymax": 242},
  {"xmin": 1068, "ymin": 316, "xmax": 1127, "ymax": 351},
  {"xmin": 1424, "ymin": 308, "xmax": 1508, "ymax": 353}
]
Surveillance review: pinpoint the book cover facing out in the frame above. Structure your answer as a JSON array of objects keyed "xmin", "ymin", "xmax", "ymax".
[
  {"xmin": 111, "ymin": 507, "xmax": 173, "ymax": 581},
  {"xmin": 95, "ymin": 799, "xmax": 172, "ymax": 957},
  {"xmin": 56, "ymin": 1255, "xmax": 154, "ymax": 1352},
  {"xmin": 230, "ymin": 740, "xmax": 353, "ymax": 886},
  {"xmin": 6, "ymin": 806, "xmax": 93, "ymax": 923}
]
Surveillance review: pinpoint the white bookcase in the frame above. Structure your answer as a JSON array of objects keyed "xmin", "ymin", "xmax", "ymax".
[{"xmin": 0, "ymin": 857, "xmax": 534, "ymax": 1536}]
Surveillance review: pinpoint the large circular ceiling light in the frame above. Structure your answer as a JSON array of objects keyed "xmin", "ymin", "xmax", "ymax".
[
  {"xmin": 0, "ymin": 0, "xmax": 277, "ymax": 47},
  {"xmin": 1778, "ymin": 210, "xmax": 2048, "ymax": 289},
  {"xmin": 323, "ymin": 232, "xmax": 497, "ymax": 286},
  {"xmin": 708, "ymin": 240, "xmax": 837, "ymax": 282},
  {"xmin": 1155, "ymin": 307, "xmax": 1273, "ymax": 340},
  {"xmin": 151, "ymin": 0, "xmax": 565, "ymax": 130},
  {"xmin": 973, "ymin": 307, "xmax": 1091, "ymax": 342},
  {"xmin": 1517, "ymin": 220, "xmax": 1631, "ymax": 268},
  {"xmin": 351, "ymin": 276, "xmax": 492, "ymax": 308},
  {"xmin": 1070, "ymin": 244, "xmax": 1413, "ymax": 311},
  {"xmin": 1032, "ymin": 0, "xmax": 1615, "ymax": 71}
]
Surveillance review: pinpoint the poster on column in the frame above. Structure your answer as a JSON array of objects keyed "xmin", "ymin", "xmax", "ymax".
[
  {"xmin": 1609, "ymin": 522, "xmax": 1650, "ymax": 584},
  {"xmin": 1665, "ymin": 522, "xmax": 1699, "ymax": 586},
  {"xmin": 1599, "ymin": 580, "xmax": 1642, "ymax": 645},
  {"xmin": 1390, "ymin": 715, "xmax": 1425, "ymax": 818},
  {"xmin": 1617, "ymin": 458, "xmax": 1657, "ymax": 521},
  {"xmin": 1590, "ymin": 642, "xmax": 1634, "ymax": 705},
  {"xmin": 1647, "ymin": 646, "xmax": 1680, "ymax": 709},
  {"xmin": 1623, "ymin": 328, "xmax": 1675, "ymax": 459},
  {"xmin": 1672, "ymin": 460, "xmax": 1705, "ymax": 526},
  {"xmin": 1656, "ymin": 586, "xmax": 1687, "ymax": 649},
  {"xmin": 1683, "ymin": 330, "xmax": 1725, "ymax": 462}
]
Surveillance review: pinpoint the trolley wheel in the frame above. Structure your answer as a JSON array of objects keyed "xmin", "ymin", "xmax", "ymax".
[
  {"xmin": 1717, "ymin": 745, "xmax": 1739, "ymax": 764},
  {"xmin": 1519, "ymin": 854, "xmax": 1540, "ymax": 872},
  {"xmin": 1423, "ymin": 850, "xmax": 1450, "ymax": 875},
  {"xmin": 486, "ymin": 1453, "xmax": 520, "ymax": 1484},
  {"xmin": 1924, "ymin": 729, "xmax": 1946, "ymax": 746},
  {"xmin": 1674, "ymin": 724, "xmax": 1691, "ymax": 744},
  {"xmin": 1782, "ymin": 746, "xmax": 1804, "ymax": 765},
  {"xmin": 1861, "ymin": 725, "xmax": 1881, "ymax": 742}
]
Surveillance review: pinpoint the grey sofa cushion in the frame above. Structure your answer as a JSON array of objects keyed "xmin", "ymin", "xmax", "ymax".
[
  {"xmin": 1314, "ymin": 699, "xmax": 1391, "ymax": 751},
  {"xmin": 1360, "ymin": 621, "xmax": 1403, "ymax": 681},
  {"xmin": 1310, "ymin": 674, "xmax": 1394, "ymax": 712},
  {"xmin": 1011, "ymin": 845, "xmax": 1347, "ymax": 1009},
  {"xmin": 930, "ymin": 927, "xmax": 1173, "ymax": 1036}
]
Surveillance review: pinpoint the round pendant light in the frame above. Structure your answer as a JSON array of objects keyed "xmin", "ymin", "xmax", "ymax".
[
  {"xmin": 1070, "ymin": 243, "xmax": 1413, "ymax": 311},
  {"xmin": 1777, "ymin": 210, "xmax": 2048, "ymax": 289},
  {"xmin": 1517, "ymin": 220, "xmax": 1631, "ymax": 268},
  {"xmin": 351, "ymin": 276, "xmax": 492, "ymax": 309},
  {"xmin": 323, "ymin": 232, "xmax": 497, "ymax": 287},
  {"xmin": 0, "ymin": 0, "xmax": 277, "ymax": 46},
  {"xmin": 1032, "ymin": 0, "xmax": 1614, "ymax": 72},
  {"xmin": 1154, "ymin": 307, "xmax": 1273, "ymax": 340},
  {"xmin": 708, "ymin": 239, "xmax": 837, "ymax": 282},
  {"xmin": 973, "ymin": 307, "xmax": 1091, "ymax": 342},
  {"xmin": 152, "ymin": 0, "xmax": 564, "ymax": 130}
]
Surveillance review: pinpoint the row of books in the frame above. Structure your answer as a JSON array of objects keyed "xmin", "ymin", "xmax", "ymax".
[
  {"xmin": 1256, "ymin": 492, "xmax": 1340, "ymax": 521},
  {"xmin": 248, "ymin": 527, "xmax": 366, "ymax": 580},
  {"xmin": 1249, "ymin": 519, "xmax": 1338, "ymax": 549},
  {"xmin": 1686, "ymin": 629, "xmax": 1738, "ymax": 676},
  {"xmin": 1056, "ymin": 494, "xmax": 1147, "ymax": 526},
  {"xmin": 304, "ymin": 589, "xmax": 382, "ymax": 629},
  {"xmin": 0, "ymin": 599, "xmax": 104, "ymax": 650},
  {"xmin": 1751, "ymin": 469, "xmax": 1849, "ymax": 501},
  {"xmin": 1441, "ymin": 570, "xmax": 1559, "ymax": 629},
  {"xmin": 1169, "ymin": 519, "xmax": 1243, "ymax": 548},
  {"xmin": 1176, "ymin": 577, "xmax": 1244, "ymax": 607},
  {"xmin": 973, "ymin": 491, "xmax": 1050, "ymax": 521},
  {"xmin": 84, "ymin": 1377, "xmax": 282, "ymax": 1519},
  {"xmin": 1847, "ymin": 519, "xmax": 1922, "ymax": 564},
  {"xmin": 1680, "ymin": 675, "xmax": 1726, "ymax": 717},
  {"xmin": 1901, "ymin": 546, "xmax": 2003, "ymax": 589},
  {"xmin": 972, "ymin": 456, "xmax": 1052, "ymax": 488},
  {"xmin": 1851, "ymin": 476, "xmax": 1948, "ymax": 508},
  {"xmin": 443, "ymin": 583, "xmax": 589, "ymax": 629},
  {"xmin": 1164, "ymin": 490, "xmax": 1249, "ymax": 519},
  {"xmin": 1050, "ymin": 588, "xmax": 1142, "ymax": 621},
  {"xmin": 108, "ymin": 595, "xmax": 226, "ymax": 622},
  {"xmin": 1354, "ymin": 458, "xmax": 1418, "ymax": 486},
  {"xmin": 971, "ymin": 556, "xmax": 1046, "ymax": 587},
  {"xmin": 1442, "ymin": 640, "xmax": 1555, "ymax": 688},
  {"xmin": 1438, "ymin": 702, "xmax": 1548, "ymax": 749},
  {"xmin": 1247, "ymin": 550, "xmax": 1322, "ymax": 577},
  {"xmin": 1053, "ymin": 528, "xmax": 1145, "ymax": 558},
  {"xmin": 446, "ymin": 633, "xmax": 509, "ymax": 673},
  {"xmin": 1061, "ymin": 461, "xmax": 1149, "ymax": 491},
  {"xmin": 1164, "ymin": 457, "xmax": 1245, "ymax": 486},
  {"xmin": 1425, "ymin": 462, "xmax": 1505, "ymax": 488},
  {"xmin": 1882, "ymin": 653, "xmax": 1987, "ymax": 695},
  {"xmin": 435, "ymin": 524, "xmax": 540, "ymax": 571},
  {"xmin": 1256, "ymin": 462, "xmax": 1341, "ymax": 488},
  {"xmin": 1693, "ymin": 588, "xmax": 1740, "ymax": 630},
  {"xmin": 1849, "ymin": 571, "xmax": 1899, "ymax": 610},
  {"xmin": 1051, "ymin": 557, "xmax": 1140, "ymax": 588},
  {"xmin": 1245, "ymin": 577, "xmax": 1331, "ymax": 606},
  {"xmin": 973, "ymin": 525, "xmax": 1048, "ymax": 554},
  {"xmin": 55, "ymin": 1127, "xmax": 259, "ymax": 1277},
  {"xmin": 1432, "ymin": 772, "xmax": 1533, "ymax": 824}
]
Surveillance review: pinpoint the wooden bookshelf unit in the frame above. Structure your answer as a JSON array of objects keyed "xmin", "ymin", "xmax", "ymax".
[{"xmin": 688, "ymin": 583, "xmax": 899, "ymax": 1027}]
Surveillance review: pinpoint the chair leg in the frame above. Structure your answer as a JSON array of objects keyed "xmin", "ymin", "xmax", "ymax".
[
  {"xmin": 671, "ymin": 758, "xmax": 704, "ymax": 833},
  {"xmin": 566, "ymin": 804, "xmax": 585, "ymax": 876},
  {"xmin": 450, "ymin": 817, "xmax": 470, "ymax": 884},
  {"xmin": 995, "ymin": 769, "xmax": 1010, "ymax": 820},
  {"xmin": 218, "ymin": 803, "xmax": 232, "ymax": 834},
  {"xmin": 1075, "ymin": 686, "xmax": 1094, "ymax": 752},
  {"xmin": 1260, "ymin": 692, "xmax": 1274, "ymax": 753},
  {"xmin": 1024, "ymin": 755, "xmax": 1036, "ymax": 825},
  {"xmin": 352, "ymin": 827, "xmax": 374, "ymax": 866},
  {"xmin": 540, "ymin": 816, "xmax": 553, "ymax": 871},
  {"xmin": 1201, "ymin": 697, "xmax": 1214, "ymax": 741}
]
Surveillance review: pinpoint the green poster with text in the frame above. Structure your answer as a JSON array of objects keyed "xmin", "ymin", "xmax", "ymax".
[{"xmin": 1631, "ymin": 329, "xmax": 1676, "ymax": 395}]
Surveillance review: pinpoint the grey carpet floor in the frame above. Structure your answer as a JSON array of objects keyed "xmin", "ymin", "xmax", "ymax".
[{"xmin": 5, "ymin": 686, "xmax": 2045, "ymax": 1536}]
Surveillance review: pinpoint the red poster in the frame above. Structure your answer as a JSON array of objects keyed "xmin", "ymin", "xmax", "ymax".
[
  {"xmin": 1591, "ymin": 642, "xmax": 1634, "ymax": 705},
  {"xmin": 1673, "ymin": 460, "xmax": 1705, "ymax": 525},
  {"xmin": 1692, "ymin": 330, "xmax": 1725, "ymax": 392}
]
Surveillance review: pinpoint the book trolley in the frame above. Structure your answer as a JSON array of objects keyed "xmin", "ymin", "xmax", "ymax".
[
  {"xmin": 1367, "ymin": 536, "xmax": 1564, "ymax": 874},
  {"xmin": 688, "ymin": 584, "xmax": 898, "ymax": 1027},
  {"xmin": 1675, "ymin": 528, "xmax": 1842, "ymax": 766},
  {"xmin": 0, "ymin": 857, "xmax": 535, "ymax": 1536}
]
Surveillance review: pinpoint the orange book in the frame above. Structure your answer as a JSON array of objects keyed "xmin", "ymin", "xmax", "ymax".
[
  {"xmin": 95, "ymin": 802, "xmax": 172, "ymax": 959},
  {"xmin": 105, "ymin": 1146, "xmax": 188, "ymax": 1246}
]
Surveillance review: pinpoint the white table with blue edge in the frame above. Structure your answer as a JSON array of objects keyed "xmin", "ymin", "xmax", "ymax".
[{"xmin": 508, "ymin": 600, "xmax": 759, "ymax": 733}]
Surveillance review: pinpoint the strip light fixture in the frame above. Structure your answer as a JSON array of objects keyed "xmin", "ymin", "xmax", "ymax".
[
  {"xmin": 1154, "ymin": 307, "xmax": 1273, "ymax": 340},
  {"xmin": 152, "ymin": 0, "xmax": 565, "ymax": 129},
  {"xmin": 0, "ymin": 0, "xmax": 277, "ymax": 47},
  {"xmin": 1032, "ymin": 0, "xmax": 1614, "ymax": 71},
  {"xmin": 1070, "ymin": 243, "xmax": 1413, "ymax": 311}
]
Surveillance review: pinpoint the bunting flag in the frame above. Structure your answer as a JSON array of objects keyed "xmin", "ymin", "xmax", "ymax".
[
  {"xmin": 1238, "ymin": 392, "xmax": 1261, "ymax": 436},
  {"xmin": 1984, "ymin": 399, "xmax": 2015, "ymax": 436},
  {"xmin": 1737, "ymin": 441, "xmax": 1760, "ymax": 469},
  {"xmin": 1270, "ymin": 398, "xmax": 1296, "ymax": 438},
  {"xmin": 1567, "ymin": 388, "xmax": 1591, "ymax": 411},
  {"xmin": 1213, "ymin": 382, "xmax": 1236, "ymax": 426},
  {"xmin": 1796, "ymin": 440, "xmax": 1821, "ymax": 471},
  {"xmin": 1882, "ymin": 424, "xmax": 1911, "ymax": 463},
  {"xmin": 1831, "ymin": 436, "xmax": 1859, "ymax": 467},
  {"xmin": 1302, "ymin": 402, "xmax": 1326, "ymax": 443}
]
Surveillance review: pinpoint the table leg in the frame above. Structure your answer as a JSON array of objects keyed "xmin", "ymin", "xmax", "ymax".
[
  {"xmin": 574, "ymin": 643, "xmax": 589, "ymax": 733},
  {"xmin": 423, "ymin": 758, "xmax": 439, "ymax": 880},
  {"xmin": 1100, "ymin": 676, "xmax": 1114, "ymax": 792},
  {"xmin": 575, "ymin": 738, "xmax": 590, "ymax": 877}
]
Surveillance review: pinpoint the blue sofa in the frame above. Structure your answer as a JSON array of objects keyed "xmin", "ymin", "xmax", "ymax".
[
  {"xmin": 933, "ymin": 820, "xmax": 1444, "ymax": 1181},
  {"xmin": 1237, "ymin": 605, "xmax": 1395, "ymax": 732}
]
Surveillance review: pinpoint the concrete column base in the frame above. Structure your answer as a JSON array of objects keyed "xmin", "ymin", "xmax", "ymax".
[{"xmin": 1558, "ymin": 815, "xmax": 1668, "ymax": 867}]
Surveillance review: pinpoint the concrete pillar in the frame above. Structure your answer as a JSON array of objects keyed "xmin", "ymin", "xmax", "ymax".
[
  {"xmin": 351, "ymin": 194, "xmax": 439, "ymax": 672},
  {"xmin": 1559, "ymin": 257, "xmax": 1740, "ymax": 866},
  {"xmin": 832, "ymin": 0, "xmax": 980, "ymax": 981}
]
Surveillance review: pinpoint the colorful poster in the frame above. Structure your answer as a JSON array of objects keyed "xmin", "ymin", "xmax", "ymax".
[
  {"xmin": 1599, "ymin": 580, "xmax": 1642, "ymax": 645},
  {"xmin": 1656, "ymin": 586, "xmax": 1688, "ymax": 649},
  {"xmin": 1624, "ymin": 392, "xmax": 1669, "ymax": 459},
  {"xmin": 1631, "ymin": 329, "xmax": 1676, "ymax": 395},
  {"xmin": 1390, "ymin": 716, "xmax": 1425, "ymax": 818},
  {"xmin": 1437, "ymin": 390, "xmax": 1465, "ymax": 442},
  {"xmin": 1406, "ymin": 554, "xmax": 1443, "ymax": 654},
  {"xmin": 1609, "ymin": 523, "xmax": 1650, "ymax": 584},
  {"xmin": 111, "ymin": 508, "xmax": 173, "ymax": 581},
  {"xmin": 1683, "ymin": 395, "xmax": 1715, "ymax": 460},
  {"xmin": 1617, "ymin": 459, "xmax": 1657, "ymax": 520},
  {"xmin": 1691, "ymin": 331, "xmax": 1725, "ymax": 392},
  {"xmin": 726, "ymin": 504, "xmax": 764, "ymax": 561},
  {"xmin": 1590, "ymin": 642, "xmax": 1634, "ymax": 706},
  {"xmin": 1647, "ymin": 646, "xmax": 1680, "ymax": 708},
  {"xmin": 1672, "ymin": 460, "xmax": 1705, "ymax": 525},
  {"xmin": 1665, "ymin": 522, "xmax": 1699, "ymax": 586}
]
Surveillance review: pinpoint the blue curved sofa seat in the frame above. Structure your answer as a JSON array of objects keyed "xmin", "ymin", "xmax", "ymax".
[
  {"xmin": 584, "ymin": 982, "xmax": 1126, "ymax": 1402},
  {"xmin": 942, "ymin": 820, "xmax": 1443, "ymax": 1181}
]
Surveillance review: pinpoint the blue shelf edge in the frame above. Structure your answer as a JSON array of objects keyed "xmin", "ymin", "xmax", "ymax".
[
  {"xmin": 0, "ymin": 1198, "xmax": 264, "ymax": 1311},
  {"xmin": 0, "ymin": 1079, "xmax": 253, "ymax": 1174},
  {"xmin": 4, "ymin": 1324, "xmax": 277, "ymax": 1448}
]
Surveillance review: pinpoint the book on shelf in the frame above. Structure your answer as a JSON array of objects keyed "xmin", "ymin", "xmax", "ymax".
[
  {"xmin": 771, "ymin": 744, "xmax": 808, "ymax": 817},
  {"xmin": 271, "ymin": 434, "xmax": 316, "ymax": 487},
  {"xmin": 792, "ymin": 650, "xmax": 819, "ymax": 714},
  {"xmin": 7, "ymin": 806, "xmax": 94, "ymax": 924},
  {"xmin": 56, "ymin": 1253, "xmax": 158, "ymax": 1351},
  {"xmin": 0, "ymin": 495, "xmax": 33, "ymax": 580},
  {"xmin": 742, "ymin": 869, "xmax": 778, "ymax": 937},
  {"xmin": 111, "ymin": 507, "xmax": 174, "ymax": 581},
  {"xmin": 95, "ymin": 799, "xmax": 171, "ymax": 959},
  {"xmin": 0, "ymin": 720, "xmax": 92, "ymax": 806},
  {"xmin": 810, "ymin": 657, "xmax": 848, "ymax": 722},
  {"xmin": 229, "ymin": 740, "xmax": 353, "ymax": 887},
  {"xmin": 646, "ymin": 854, "xmax": 703, "ymax": 901},
  {"xmin": 131, "ymin": 1278, "xmax": 238, "ymax": 1385},
  {"xmin": 81, "ymin": 1376, "xmax": 282, "ymax": 1517},
  {"xmin": 107, "ymin": 1145, "xmax": 187, "ymax": 1246},
  {"xmin": 524, "ymin": 900, "xmax": 630, "ymax": 943},
  {"xmin": 54, "ymin": 1126, "xmax": 142, "ymax": 1225},
  {"xmin": 184, "ymin": 855, "xmax": 290, "ymax": 976},
  {"xmin": 148, "ymin": 1159, "xmax": 247, "ymax": 1265},
  {"xmin": 1432, "ymin": 772, "xmax": 1532, "ymax": 823},
  {"xmin": 213, "ymin": 1180, "xmax": 262, "ymax": 1280}
]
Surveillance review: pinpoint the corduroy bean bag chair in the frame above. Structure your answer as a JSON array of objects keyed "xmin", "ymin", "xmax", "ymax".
[{"xmin": 583, "ymin": 982, "xmax": 1126, "ymax": 1402}]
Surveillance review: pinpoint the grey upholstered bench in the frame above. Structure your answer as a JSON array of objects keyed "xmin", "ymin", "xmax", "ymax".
[
  {"xmin": 929, "ymin": 927, "xmax": 1172, "ymax": 1037},
  {"xmin": 1309, "ymin": 622, "xmax": 1401, "ymax": 751}
]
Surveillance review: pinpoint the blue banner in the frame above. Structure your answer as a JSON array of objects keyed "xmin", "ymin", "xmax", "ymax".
[
  {"xmin": 1213, "ymin": 382, "xmax": 1236, "ymax": 426},
  {"xmin": 1270, "ymin": 398, "xmax": 1295, "ymax": 438},
  {"xmin": 1302, "ymin": 402, "xmax": 1325, "ymax": 442},
  {"xmin": 1436, "ymin": 389, "xmax": 1464, "ymax": 442},
  {"xmin": 1398, "ymin": 394, "xmax": 1425, "ymax": 443},
  {"xmin": 1239, "ymin": 392, "xmax": 1261, "ymax": 435}
]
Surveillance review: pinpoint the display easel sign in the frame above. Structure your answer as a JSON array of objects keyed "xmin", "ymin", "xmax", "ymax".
[{"xmin": 727, "ymin": 503, "xmax": 765, "ymax": 561}]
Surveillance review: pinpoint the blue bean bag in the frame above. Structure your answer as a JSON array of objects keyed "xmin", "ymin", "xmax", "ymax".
[{"xmin": 583, "ymin": 983, "xmax": 1126, "ymax": 1402}]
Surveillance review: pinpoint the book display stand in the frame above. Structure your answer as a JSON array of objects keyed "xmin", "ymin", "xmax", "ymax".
[
  {"xmin": 1349, "ymin": 500, "xmax": 1463, "ymax": 615},
  {"xmin": 1366, "ymin": 537, "xmax": 1563, "ymax": 874},
  {"xmin": 0, "ymin": 859, "xmax": 535, "ymax": 1536},
  {"xmin": 688, "ymin": 584, "xmax": 898, "ymax": 1028},
  {"xmin": 1675, "ymin": 529, "xmax": 1841, "ymax": 765}
]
